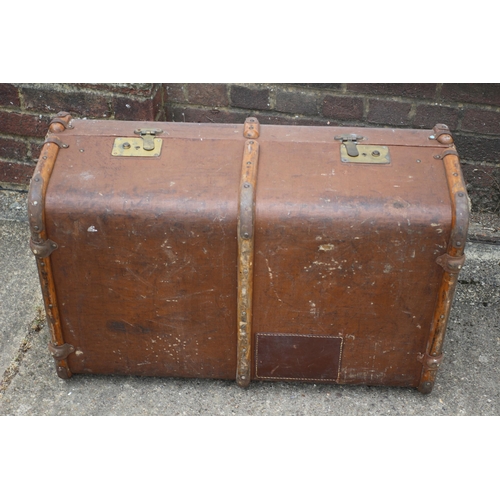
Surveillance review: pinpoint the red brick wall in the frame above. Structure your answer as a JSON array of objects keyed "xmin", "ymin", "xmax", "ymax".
[
  {"xmin": 0, "ymin": 83, "xmax": 165, "ymax": 185},
  {"xmin": 1, "ymin": 83, "xmax": 499, "ymax": 213}
]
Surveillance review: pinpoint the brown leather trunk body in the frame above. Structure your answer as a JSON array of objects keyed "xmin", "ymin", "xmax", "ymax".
[{"xmin": 29, "ymin": 114, "xmax": 469, "ymax": 393}]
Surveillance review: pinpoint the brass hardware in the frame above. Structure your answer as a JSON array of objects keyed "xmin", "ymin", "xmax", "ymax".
[
  {"xmin": 340, "ymin": 144, "xmax": 391, "ymax": 164},
  {"xmin": 335, "ymin": 134, "xmax": 365, "ymax": 157},
  {"xmin": 134, "ymin": 128, "xmax": 163, "ymax": 151},
  {"xmin": 112, "ymin": 136, "xmax": 163, "ymax": 157}
]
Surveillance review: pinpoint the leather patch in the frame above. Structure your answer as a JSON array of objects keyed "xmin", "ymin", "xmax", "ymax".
[{"xmin": 255, "ymin": 333, "xmax": 342, "ymax": 382}]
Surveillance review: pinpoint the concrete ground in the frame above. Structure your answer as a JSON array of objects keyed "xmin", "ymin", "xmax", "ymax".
[{"xmin": 1, "ymin": 188, "xmax": 499, "ymax": 416}]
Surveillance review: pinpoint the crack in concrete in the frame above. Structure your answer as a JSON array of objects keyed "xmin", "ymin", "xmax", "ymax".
[{"xmin": 0, "ymin": 309, "xmax": 45, "ymax": 397}]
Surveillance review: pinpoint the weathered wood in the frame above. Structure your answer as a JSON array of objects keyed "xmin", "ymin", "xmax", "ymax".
[
  {"xmin": 28, "ymin": 112, "xmax": 74, "ymax": 379},
  {"xmin": 418, "ymin": 149, "xmax": 470, "ymax": 393},
  {"xmin": 236, "ymin": 138, "xmax": 259, "ymax": 387}
]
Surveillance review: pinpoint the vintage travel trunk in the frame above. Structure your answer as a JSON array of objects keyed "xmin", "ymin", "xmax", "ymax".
[{"xmin": 28, "ymin": 112, "xmax": 469, "ymax": 393}]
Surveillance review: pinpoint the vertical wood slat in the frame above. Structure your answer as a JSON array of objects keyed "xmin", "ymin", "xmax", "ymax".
[
  {"xmin": 236, "ymin": 138, "xmax": 260, "ymax": 387},
  {"xmin": 28, "ymin": 112, "xmax": 74, "ymax": 379},
  {"xmin": 418, "ymin": 149, "xmax": 470, "ymax": 393}
]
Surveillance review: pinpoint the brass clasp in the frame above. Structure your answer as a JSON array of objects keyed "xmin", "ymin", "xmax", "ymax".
[
  {"xmin": 134, "ymin": 128, "xmax": 163, "ymax": 151},
  {"xmin": 334, "ymin": 134, "xmax": 365, "ymax": 157},
  {"xmin": 335, "ymin": 134, "xmax": 391, "ymax": 164},
  {"xmin": 112, "ymin": 129, "xmax": 163, "ymax": 157}
]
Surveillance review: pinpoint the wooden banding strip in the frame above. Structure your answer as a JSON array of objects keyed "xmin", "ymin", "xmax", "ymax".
[
  {"xmin": 28, "ymin": 112, "xmax": 74, "ymax": 379},
  {"xmin": 418, "ymin": 149, "xmax": 469, "ymax": 393},
  {"xmin": 236, "ymin": 138, "xmax": 260, "ymax": 387}
]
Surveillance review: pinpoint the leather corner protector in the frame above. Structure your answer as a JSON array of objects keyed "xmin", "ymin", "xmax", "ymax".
[
  {"xmin": 417, "ymin": 352, "xmax": 443, "ymax": 370},
  {"xmin": 30, "ymin": 238, "xmax": 58, "ymax": 258},
  {"xmin": 418, "ymin": 380, "xmax": 434, "ymax": 394},
  {"xmin": 48, "ymin": 342, "xmax": 75, "ymax": 361},
  {"xmin": 49, "ymin": 112, "xmax": 74, "ymax": 132},
  {"xmin": 436, "ymin": 253, "xmax": 465, "ymax": 274},
  {"xmin": 56, "ymin": 365, "xmax": 72, "ymax": 379},
  {"xmin": 49, "ymin": 117, "xmax": 74, "ymax": 130},
  {"xmin": 44, "ymin": 136, "xmax": 69, "ymax": 149},
  {"xmin": 441, "ymin": 149, "xmax": 459, "ymax": 159}
]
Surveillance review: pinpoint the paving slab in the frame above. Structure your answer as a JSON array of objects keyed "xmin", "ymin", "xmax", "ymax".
[{"xmin": 0, "ymin": 193, "xmax": 42, "ymax": 375}]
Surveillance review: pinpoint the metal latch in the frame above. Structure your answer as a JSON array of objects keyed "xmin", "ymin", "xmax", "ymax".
[
  {"xmin": 134, "ymin": 128, "xmax": 163, "ymax": 151},
  {"xmin": 112, "ymin": 128, "xmax": 163, "ymax": 157},
  {"xmin": 335, "ymin": 134, "xmax": 365, "ymax": 157},
  {"xmin": 335, "ymin": 134, "xmax": 391, "ymax": 164}
]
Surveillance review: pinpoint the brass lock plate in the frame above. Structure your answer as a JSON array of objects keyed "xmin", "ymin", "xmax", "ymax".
[
  {"xmin": 340, "ymin": 144, "xmax": 391, "ymax": 164},
  {"xmin": 112, "ymin": 137, "xmax": 163, "ymax": 157}
]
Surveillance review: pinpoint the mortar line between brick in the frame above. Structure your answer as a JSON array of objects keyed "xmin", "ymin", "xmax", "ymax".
[
  {"xmin": 155, "ymin": 86, "xmax": 166, "ymax": 121},
  {"xmin": 17, "ymin": 87, "xmax": 25, "ymax": 111},
  {"xmin": 408, "ymin": 103, "xmax": 417, "ymax": 122},
  {"xmin": 436, "ymin": 84, "xmax": 443, "ymax": 101},
  {"xmin": 0, "ymin": 131, "xmax": 45, "ymax": 145},
  {"xmin": 18, "ymin": 84, "xmax": 158, "ymax": 100},
  {"xmin": 0, "ymin": 107, "xmax": 53, "ymax": 119},
  {"xmin": 456, "ymin": 106, "xmax": 464, "ymax": 132},
  {"xmin": 0, "ymin": 158, "xmax": 36, "ymax": 168}
]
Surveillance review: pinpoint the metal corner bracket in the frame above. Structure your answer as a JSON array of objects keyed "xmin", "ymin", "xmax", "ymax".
[
  {"xmin": 48, "ymin": 342, "xmax": 75, "ymax": 361},
  {"xmin": 436, "ymin": 253, "xmax": 466, "ymax": 274},
  {"xmin": 30, "ymin": 238, "xmax": 58, "ymax": 258}
]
